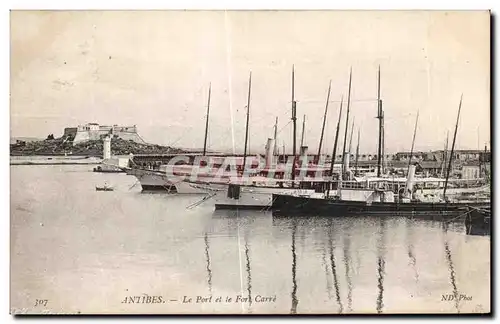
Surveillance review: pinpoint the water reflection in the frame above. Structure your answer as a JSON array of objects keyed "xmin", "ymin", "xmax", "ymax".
[
  {"xmin": 444, "ymin": 240, "xmax": 459, "ymax": 313},
  {"xmin": 203, "ymin": 211, "xmax": 488, "ymax": 314},
  {"xmin": 405, "ymin": 218, "xmax": 419, "ymax": 283},
  {"xmin": 328, "ymin": 219, "xmax": 343, "ymax": 314},
  {"xmin": 321, "ymin": 242, "xmax": 333, "ymax": 300},
  {"xmin": 290, "ymin": 220, "xmax": 298, "ymax": 314},
  {"xmin": 376, "ymin": 218, "xmax": 387, "ymax": 314},
  {"xmin": 204, "ymin": 232, "xmax": 213, "ymax": 296},
  {"xmin": 442, "ymin": 223, "xmax": 460, "ymax": 313},
  {"xmin": 342, "ymin": 223, "xmax": 353, "ymax": 312},
  {"xmin": 244, "ymin": 233, "xmax": 253, "ymax": 312},
  {"xmin": 211, "ymin": 210, "xmax": 273, "ymax": 235}
]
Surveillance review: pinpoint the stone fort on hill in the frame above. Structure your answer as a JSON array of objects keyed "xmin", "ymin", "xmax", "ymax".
[{"xmin": 64, "ymin": 123, "xmax": 147, "ymax": 145}]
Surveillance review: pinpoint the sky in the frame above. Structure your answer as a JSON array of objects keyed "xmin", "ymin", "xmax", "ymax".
[{"xmin": 10, "ymin": 10, "xmax": 490, "ymax": 154}]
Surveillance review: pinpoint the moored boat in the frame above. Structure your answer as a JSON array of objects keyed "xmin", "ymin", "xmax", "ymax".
[
  {"xmin": 271, "ymin": 191, "xmax": 490, "ymax": 218},
  {"xmin": 187, "ymin": 177, "xmax": 321, "ymax": 209},
  {"xmin": 272, "ymin": 160, "xmax": 490, "ymax": 218},
  {"xmin": 192, "ymin": 166, "xmax": 489, "ymax": 211},
  {"xmin": 126, "ymin": 167, "xmax": 177, "ymax": 192},
  {"xmin": 93, "ymin": 165, "xmax": 126, "ymax": 173},
  {"xmin": 96, "ymin": 185, "xmax": 114, "ymax": 191}
]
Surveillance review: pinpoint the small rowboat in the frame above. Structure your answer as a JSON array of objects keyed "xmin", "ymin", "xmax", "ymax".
[{"xmin": 96, "ymin": 186, "xmax": 114, "ymax": 191}]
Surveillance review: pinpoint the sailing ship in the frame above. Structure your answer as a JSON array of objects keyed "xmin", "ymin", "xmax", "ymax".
[
  {"xmin": 272, "ymin": 93, "xmax": 491, "ymax": 217},
  {"xmin": 183, "ymin": 67, "xmax": 341, "ymax": 208},
  {"xmin": 184, "ymin": 66, "xmax": 488, "ymax": 211},
  {"xmin": 127, "ymin": 83, "xmax": 218, "ymax": 192}
]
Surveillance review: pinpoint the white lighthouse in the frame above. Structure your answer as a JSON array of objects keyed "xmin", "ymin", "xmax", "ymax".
[{"xmin": 103, "ymin": 136, "xmax": 111, "ymax": 160}]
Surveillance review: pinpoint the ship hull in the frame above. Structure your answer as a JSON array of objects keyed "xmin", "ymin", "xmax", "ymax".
[
  {"xmin": 127, "ymin": 168, "xmax": 223, "ymax": 193},
  {"xmin": 186, "ymin": 181, "xmax": 318, "ymax": 209},
  {"xmin": 96, "ymin": 186, "xmax": 114, "ymax": 191},
  {"xmin": 126, "ymin": 168, "xmax": 176, "ymax": 192},
  {"xmin": 272, "ymin": 193, "xmax": 491, "ymax": 218},
  {"xmin": 93, "ymin": 168, "xmax": 125, "ymax": 173},
  {"xmin": 175, "ymin": 180, "xmax": 227, "ymax": 194},
  {"xmin": 464, "ymin": 206, "xmax": 491, "ymax": 235}
]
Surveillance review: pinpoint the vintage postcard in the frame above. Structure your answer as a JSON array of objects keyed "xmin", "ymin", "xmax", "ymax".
[{"xmin": 10, "ymin": 10, "xmax": 491, "ymax": 315}]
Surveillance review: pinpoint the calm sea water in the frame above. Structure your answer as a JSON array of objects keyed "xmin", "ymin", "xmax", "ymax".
[{"xmin": 10, "ymin": 164, "xmax": 490, "ymax": 314}]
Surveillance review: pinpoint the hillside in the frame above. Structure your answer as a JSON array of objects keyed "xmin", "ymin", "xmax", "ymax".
[{"xmin": 10, "ymin": 137, "xmax": 186, "ymax": 156}]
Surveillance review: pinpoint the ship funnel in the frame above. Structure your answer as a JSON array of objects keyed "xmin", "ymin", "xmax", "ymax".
[
  {"xmin": 343, "ymin": 152, "xmax": 351, "ymax": 180},
  {"xmin": 265, "ymin": 138, "xmax": 275, "ymax": 168},
  {"xmin": 406, "ymin": 164, "xmax": 416, "ymax": 195},
  {"xmin": 343, "ymin": 152, "xmax": 350, "ymax": 172},
  {"xmin": 103, "ymin": 136, "xmax": 111, "ymax": 160}
]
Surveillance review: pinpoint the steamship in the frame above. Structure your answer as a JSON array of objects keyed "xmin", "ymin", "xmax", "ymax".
[
  {"xmin": 271, "ymin": 164, "xmax": 491, "ymax": 217},
  {"xmin": 270, "ymin": 67, "xmax": 491, "ymax": 218},
  {"xmin": 182, "ymin": 139, "xmax": 338, "ymax": 207},
  {"xmin": 127, "ymin": 154, "xmax": 274, "ymax": 193},
  {"xmin": 189, "ymin": 159, "xmax": 489, "ymax": 210}
]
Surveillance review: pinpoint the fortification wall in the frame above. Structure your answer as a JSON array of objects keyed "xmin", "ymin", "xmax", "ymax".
[
  {"xmin": 64, "ymin": 127, "xmax": 78, "ymax": 137},
  {"xmin": 72, "ymin": 124, "xmax": 146, "ymax": 145},
  {"xmin": 73, "ymin": 130, "xmax": 101, "ymax": 144}
]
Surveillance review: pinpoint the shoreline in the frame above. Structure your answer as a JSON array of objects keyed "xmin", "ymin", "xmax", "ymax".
[
  {"xmin": 10, "ymin": 161, "xmax": 102, "ymax": 166},
  {"xmin": 10, "ymin": 155, "xmax": 103, "ymax": 166}
]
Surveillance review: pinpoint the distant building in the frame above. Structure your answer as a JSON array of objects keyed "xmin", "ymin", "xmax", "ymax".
[
  {"xmin": 329, "ymin": 153, "xmax": 396, "ymax": 162},
  {"xmin": 462, "ymin": 161, "xmax": 481, "ymax": 180},
  {"xmin": 414, "ymin": 161, "xmax": 443, "ymax": 176},
  {"xmin": 63, "ymin": 123, "xmax": 146, "ymax": 146},
  {"xmin": 321, "ymin": 147, "xmax": 490, "ymax": 179},
  {"xmin": 431, "ymin": 149, "xmax": 485, "ymax": 162},
  {"xmin": 395, "ymin": 151, "xmax": 428, "ymax": 161}
]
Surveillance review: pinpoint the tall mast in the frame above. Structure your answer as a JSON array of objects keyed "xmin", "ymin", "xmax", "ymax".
[
  {"xmin": 406, "ymin": 110, "xmax": 420, "ymax": 176},
  {"xmin": 443, "ymin": 94, "xmax": 463, "ymax": 199},
  {"xmin": 318, "ymin": 80, "xmax": 332, "ymax": 159},
  {"xmin": 242, "ymin": 72, "xmax": 252, "ymax": 176},
  {"xmin": 441, "ymin": 131, "xmax": 449, "ymax": 177},
  {"xmin": 381, "ymin": 113, "xmax": 385, "ymax": 174},
  {"xmin": 341, "ymin": 68, "xmax": 353, "ymax": 177},
  {"xmin": 291, "ymin": 65, "xmax": 297, "ymax": 185},
  {"xmin": 202, "ymin": 83, "xmax": 211, "ymax": 156},
  {"xmin": 273, "ymin": 117, "xmax": 278, "ymax": 155},
  {"xmin": 300, "ymin": 115, "xmax": 306, "ymax": 147},
  {"xmin": 348, "ymin": 117, "xmax": 355, "ymax": 154},
  {"xmin": 483, "ymin": 144, "xmax": 487, "ymax": 179},
  {"xmin": 376, "ymin": 65, "xmax": 383, "ymax": 177},
  {"xmin": 354, "ymin": 127, "xmax": 360, "ymax": 176},
  {"xmin": 329, "ymin": 96, "xmax": 344, "ymax": 175},
  {"xmin": 326, "ymin": 96, "xmax": 344, "ymax": 198}
]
